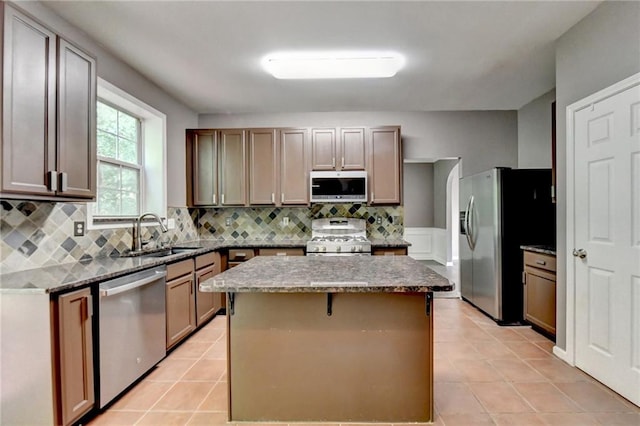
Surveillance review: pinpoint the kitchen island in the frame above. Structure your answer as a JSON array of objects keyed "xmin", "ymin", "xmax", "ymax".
[{"xmin": 200, "ymin": 255, "xmax": 452, "ymax": 423}]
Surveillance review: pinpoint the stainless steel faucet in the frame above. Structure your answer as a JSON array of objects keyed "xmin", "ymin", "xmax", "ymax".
[{"xmin": 132, "ymin": 212, "xmax": 169, "ymax": 252}]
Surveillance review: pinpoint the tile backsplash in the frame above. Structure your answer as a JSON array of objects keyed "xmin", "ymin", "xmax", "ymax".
[{"xmin": 0, "ymin": 200, "xmax": 403, "ymax": 274}]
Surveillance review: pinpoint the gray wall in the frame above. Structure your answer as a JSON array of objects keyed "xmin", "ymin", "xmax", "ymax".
[
  {"xmin": 17, "ymin": 1, "xmax": 199, "ymax": 208},
  {"xmin": 518, "ymin": 89, "xmax": 556, "ymax": 168},
  {"xmin": 555, "ymin": 1, "xmax": 640, "ymax": 350},
  {"xmin": 433, "ymin": 159, "xmax": 459, "ymax": 229},
  {"xmin": 199, "ymin": 110, "xmax": 518, "ymax": 177},
  {"xmin": 403, "ymin": 163, "xmax": 434, "ymax": 227}
]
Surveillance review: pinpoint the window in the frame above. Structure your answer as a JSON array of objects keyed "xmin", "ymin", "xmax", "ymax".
[
  {"xmin": 88, "ymin": 78, "xmax": 167, "ymax": 229},
  {"xmin": 96, "ymin": 101, "xmax": 142, "ymax": 217}
]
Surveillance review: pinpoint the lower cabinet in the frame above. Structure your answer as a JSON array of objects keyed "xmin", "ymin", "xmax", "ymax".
[
  {"xmin": 195, "ymin": 252, "xmax": 223, "ymax": 326},
  {"xmin": 167, "ymin": 252, "xmax": 224, "ymax": 349},
  {"xmin": 372, "ymin": 247, "xmax": 407, "ymax": 256},
  {"xmin": 166, "ymin": 259, "xmax": 197, "ymax": 349},
  {"xmin": 257, "ymin": 248, "xmax": 304, "ymax": 256},
  {"xmin": 523, "ymin": 251, "xmax": 556, "ymax": 338},
  {"xmin": 52, "ymin": 287, "xmax": 95, "ymax": 426}
]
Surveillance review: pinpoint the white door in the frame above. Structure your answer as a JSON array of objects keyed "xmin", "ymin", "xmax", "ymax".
[{"xmin": 572, "ymin": 78, "xmax": 640, "ymax": 406}]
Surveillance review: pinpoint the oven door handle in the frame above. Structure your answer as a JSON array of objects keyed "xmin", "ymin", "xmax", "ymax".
[{"xmin": 100, "ymin": 271, "xmax": 167, "ymax": 297}]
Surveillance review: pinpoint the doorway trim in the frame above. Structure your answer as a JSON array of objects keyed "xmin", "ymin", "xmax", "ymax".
[{"xmin": 561, "ymin": 71, "xmax": 640, "ymax": 365}]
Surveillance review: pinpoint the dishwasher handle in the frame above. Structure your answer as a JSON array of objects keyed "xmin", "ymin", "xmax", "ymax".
[{"xmin": 100, "ymin": 270, "xmax": 167, "ymax": 297}]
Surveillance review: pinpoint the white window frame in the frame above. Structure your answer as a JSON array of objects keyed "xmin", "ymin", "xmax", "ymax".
[{"xmin": 88, "ymin": 78, "xmax": 167, "ymax": 230}]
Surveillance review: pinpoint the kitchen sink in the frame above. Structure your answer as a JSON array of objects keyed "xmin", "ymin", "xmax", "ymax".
[{"xmin": 125, "ymin": 246, "xmax": 201, "ymax": 258}]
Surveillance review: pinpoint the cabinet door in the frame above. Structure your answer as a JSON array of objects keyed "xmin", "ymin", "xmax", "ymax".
[
  {"xmin": 1, "ymin": 5, "xmax": 57, "ymax": 195},
  {"xmin": 166, "ymin": 274, "xmax": 196, "ymax": 349},
  {"xmin": 56, "ymin": 38, "xmax": 96, "ymax": 199},
  {"xmin": 311, "ymin": 128, "xmax": 336, "ymax": 170},
  {"xmin": 340, "ymin": 128, "xmax": 366, "ymax": 170},
  {"xmin": 249, "ymin": 129, "xmax": 278, "ymax": 205},
  {"xmin": 220, "ymin": 129, "xmax": 247, "ymax": 206},
  {"xmin": 369, "ymin": 126, "xmax": 401, "ymax": 204},
  {"xmin": 524, "ymin": 270, "xmax": 556, "ymax": 336},
  {"xmin": 191, "ymin": 130, "xmax": 218, "ymax": 206},
  {"xmin": 195, "ymin": 265, "xmax": 218, "ymax": 326},
  {"xmin": 280, "ymin": 128, "xmax": 309, "ymax": 205},
  {"xmin": 56, "ymin": 287, "xmax": 94, "ymax": 426}
]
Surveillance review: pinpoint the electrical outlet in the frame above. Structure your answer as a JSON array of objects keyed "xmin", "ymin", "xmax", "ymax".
[
  {"xmin": 167, "ymin": 218, "xmax": 176, "ymax": 230},
  {"xmin": 225, "ymin": 217, "xmax": 232, "ymax": 226},
  {"xmin": 376, "ymin": 216, "xmax": 382, "ymax": 225},
  {"xmin": 73, "ymin": 221, "xmax": 85, "ymax": 236}
]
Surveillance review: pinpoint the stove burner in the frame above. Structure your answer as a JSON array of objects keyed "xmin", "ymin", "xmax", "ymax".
[{"xmin": 307, "ymin": 217, "xmax": 372, "ymax": 256}]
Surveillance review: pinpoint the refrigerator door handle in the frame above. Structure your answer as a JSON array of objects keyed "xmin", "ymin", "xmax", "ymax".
[
  {"xmin": 464, "ymin": 196, "xmax": 474, "ymax": 250},
  {"xmin": 468, "ymin": 195, "xmax": 476, "ymax": 250}
]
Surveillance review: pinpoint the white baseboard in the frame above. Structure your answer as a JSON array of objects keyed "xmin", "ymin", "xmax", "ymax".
[{"xmin": 552, "ymin": 346, "xmax": 574, "ymax": 366}]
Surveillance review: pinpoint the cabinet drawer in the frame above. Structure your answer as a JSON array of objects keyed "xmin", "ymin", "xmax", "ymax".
[
  {"xmin": 228, "ymin": 249, "xmax": 254, "ymax": 262},
  {"xmin": 166, "ymin": 259, "xmax": 194, "ymax": 280},
  {"xmin": 524, "ymin": 251, "xmax": 556, "ymax": 272},
  {"xmin": 258, "ymin": 248, "xmax": 304, "ymax": 256},
  {"xmin": 372, "ymin": 247, "xmax": 407, "ymax": 256},
  {"xmin": 195, "ymin": 252, "xmax": 217, "ymax": 270}
]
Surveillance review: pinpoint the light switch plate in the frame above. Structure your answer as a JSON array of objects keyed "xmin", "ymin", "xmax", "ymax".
[
  {"xmin": 167, "ymin": 218, "xmax": 176, "ymax": 230},
  {"xmin": 283, "ymin": 217, "xmax": 289, "ymax": 226}
]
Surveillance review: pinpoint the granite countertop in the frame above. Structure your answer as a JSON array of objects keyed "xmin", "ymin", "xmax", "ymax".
[
  {"xmin": 520, "ymin": 245, "xmax": 556, "ymax": 256},
  {"xmin": 369, "ymin": 238, "xmax": 411, "ymax": 248},
  {"xmin": 0, "ymin": 237, "xmax": 411, "ymax": 294},
  {"xmin": 199, "ymin": 256, "xmax": 452, "ymax": 293}
]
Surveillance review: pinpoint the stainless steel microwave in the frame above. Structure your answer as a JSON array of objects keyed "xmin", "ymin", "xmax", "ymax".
[{"xmin": 309, "ymin": 171, "xmax": 367, "ymax": 203}]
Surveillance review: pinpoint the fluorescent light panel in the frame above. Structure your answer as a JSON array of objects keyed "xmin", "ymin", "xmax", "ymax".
[{"xmin": 262, "ymin": 51, "xmax": 405, "ymax": 79}]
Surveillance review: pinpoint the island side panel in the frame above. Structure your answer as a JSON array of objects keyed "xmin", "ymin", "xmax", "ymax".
[{"xmin": 227, "ymin": 292, "xmax": 433, "ymax": 422}]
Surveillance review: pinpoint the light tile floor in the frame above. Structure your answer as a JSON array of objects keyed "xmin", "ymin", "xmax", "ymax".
[{"xmin": 89, "ymin": 300, "xmax": 640, "ymax": 426}]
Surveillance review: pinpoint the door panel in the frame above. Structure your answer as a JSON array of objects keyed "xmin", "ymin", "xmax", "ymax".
[
  {"xmin": 1, "ymin": 6, "xmax": 56, "ymax": 195},
  {"xmin": 220, "ymin": 129, "xmax": 247, "ymax": 206},
  {"xmin": 574, "ymin": 81, "xmax": 640, "ymax": 406},
  {"xmin": 369, "ymin": 127, "xmax": 401, "ymax": 204},
  {"xmin": 470, "ymin": 170, "xmax": 500, "ymax": 320},
  {"xmin": 192, "ymin": 130, "xmax": 217, "ymax": 206},
  {"xmin": 311, "ymin": 128, "xmax": 336, "ymax": 170},
  {"xmin": 280, "ymin": 129, "xmax": 309, "ymax": 205},
  {"xmin": 340, "ymin": 128, "xmax": 366, "ymax": 170},
  {"xmin": 249, "ymin": 129, "xmax": 277, "ymax": 205},
  {"xmin": 459, "ymin": 176, "xmax": 473, "ymax": 302},
  {"xmin": 57, "ymin": 38, "xmax": 96, "ymax": 198}
]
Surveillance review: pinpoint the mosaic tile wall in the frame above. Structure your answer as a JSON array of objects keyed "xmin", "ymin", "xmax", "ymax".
[
  {"xmin": 195, "ymin": 204, "xmax": 403, "ymax": 241},
  {"xmin": 0, "ymin": 200, "xmax": 402, "ymax": 274}
]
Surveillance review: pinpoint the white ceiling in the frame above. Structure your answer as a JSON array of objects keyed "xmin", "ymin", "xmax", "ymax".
[{"xmin": 43, "ymin": 1, "xmax": 601, "ymax": 114}]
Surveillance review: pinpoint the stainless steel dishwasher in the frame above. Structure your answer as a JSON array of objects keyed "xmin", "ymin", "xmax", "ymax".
[{"xmin": 98, "ymin": 266, "xmax": 167, "ymax": 408}]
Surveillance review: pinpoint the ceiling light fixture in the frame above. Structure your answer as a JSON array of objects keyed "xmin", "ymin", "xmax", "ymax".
[{"xmin": 262, "ymin": 50, "xmax": 405, "ymax": 79}]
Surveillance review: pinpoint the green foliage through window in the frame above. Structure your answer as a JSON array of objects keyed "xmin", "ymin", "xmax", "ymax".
[{"xmin": 95, "ymin": 101, "xmax": 141, "ymax": 217}]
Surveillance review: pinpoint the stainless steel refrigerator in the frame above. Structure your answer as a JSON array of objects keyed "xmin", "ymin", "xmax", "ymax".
[{"xmin": 459, "ymin": 168, "xmax": 555, "ymax": 324}]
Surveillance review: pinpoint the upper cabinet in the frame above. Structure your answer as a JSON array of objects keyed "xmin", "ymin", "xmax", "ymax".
[
  {"xmin": 311, "ymin": 127, "xmax": 365, "ymax": 171},
  {"xmin": 187, "ymin": 125, "xmax": 401, "ymax": 207},
  {"xmin": 249, "ymin": 129, "xmax": 278, "ymax": 205},
  {"xmin": 219, "ymin": 129, "xmax": 247, "ymax": 206},
  {"xmin": 339, "ymin": 128, "xmax": 366, "ymax": 170},
  {"xmin": 1, "ymin": 3, "xmax": 96, "ymax": 201},
  {"xmin": 368, "ymin": 126, "xmax": 402, "ymax": 204},
  {"xmin": 280, "ymin": 128, "xmax": 309, "ymax": 205},
  {"xmin": 188, "ymin": 130, "xmax": 218, "ymax": 206}
]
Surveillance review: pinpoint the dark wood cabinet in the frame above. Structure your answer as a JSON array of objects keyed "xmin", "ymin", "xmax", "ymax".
[
  {"xmin": 372, "ymin": 247, "xmax": 407, "ymax": 256},
  {"xmin": 53, "ymin": 287, "xmax": 95, "ymax": 426},
  {"xmin": 249, "ymin": 129, "xmax": 278, "ymax": 205},
  {"xmin": 1, "ymin": 3, "xmax": 96, "ymax": 200},
  {"xmin": 340, "ymin": 127, "xmax": 366, "ymax": 170},
  {"xmin": 195, "ymin": 252, "xmax": 222, "ymax": 326},
  {"xmin": 280, "ymin": 128, "xmax": 309, "ymax": 205},
  {"xmin": 56, "ymin": 38, "xmax": 96, "ymax": 198},
  {"xmin": 311, "ymin": 128, "xmax": 337, "ymax": 170},
  {"xmin": 220, "ymin": 129, "xmax": 247, "ymax": 206},
  {"xmin": 523, "ymin": 251, "xmax": 556, "ymax": 338},
  {"xmin": 311, "ymin": 127, "xmax": 366, "ymax": 171},
  {"xmin": 369, "ymin": 126, "xmax": 402, "ymax": 204},
  {"xmin": 166, "ymin": 260, "xmax": 196, "ymax": 349},
  {"xmin": 188, "ymin": 130, "xmax": 218, "ymax": 206}
]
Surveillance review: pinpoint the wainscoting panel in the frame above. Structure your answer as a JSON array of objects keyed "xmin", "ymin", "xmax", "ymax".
[{"xmin": 404, "ymin": 227, "xmax": 447, "ymax": 264}]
